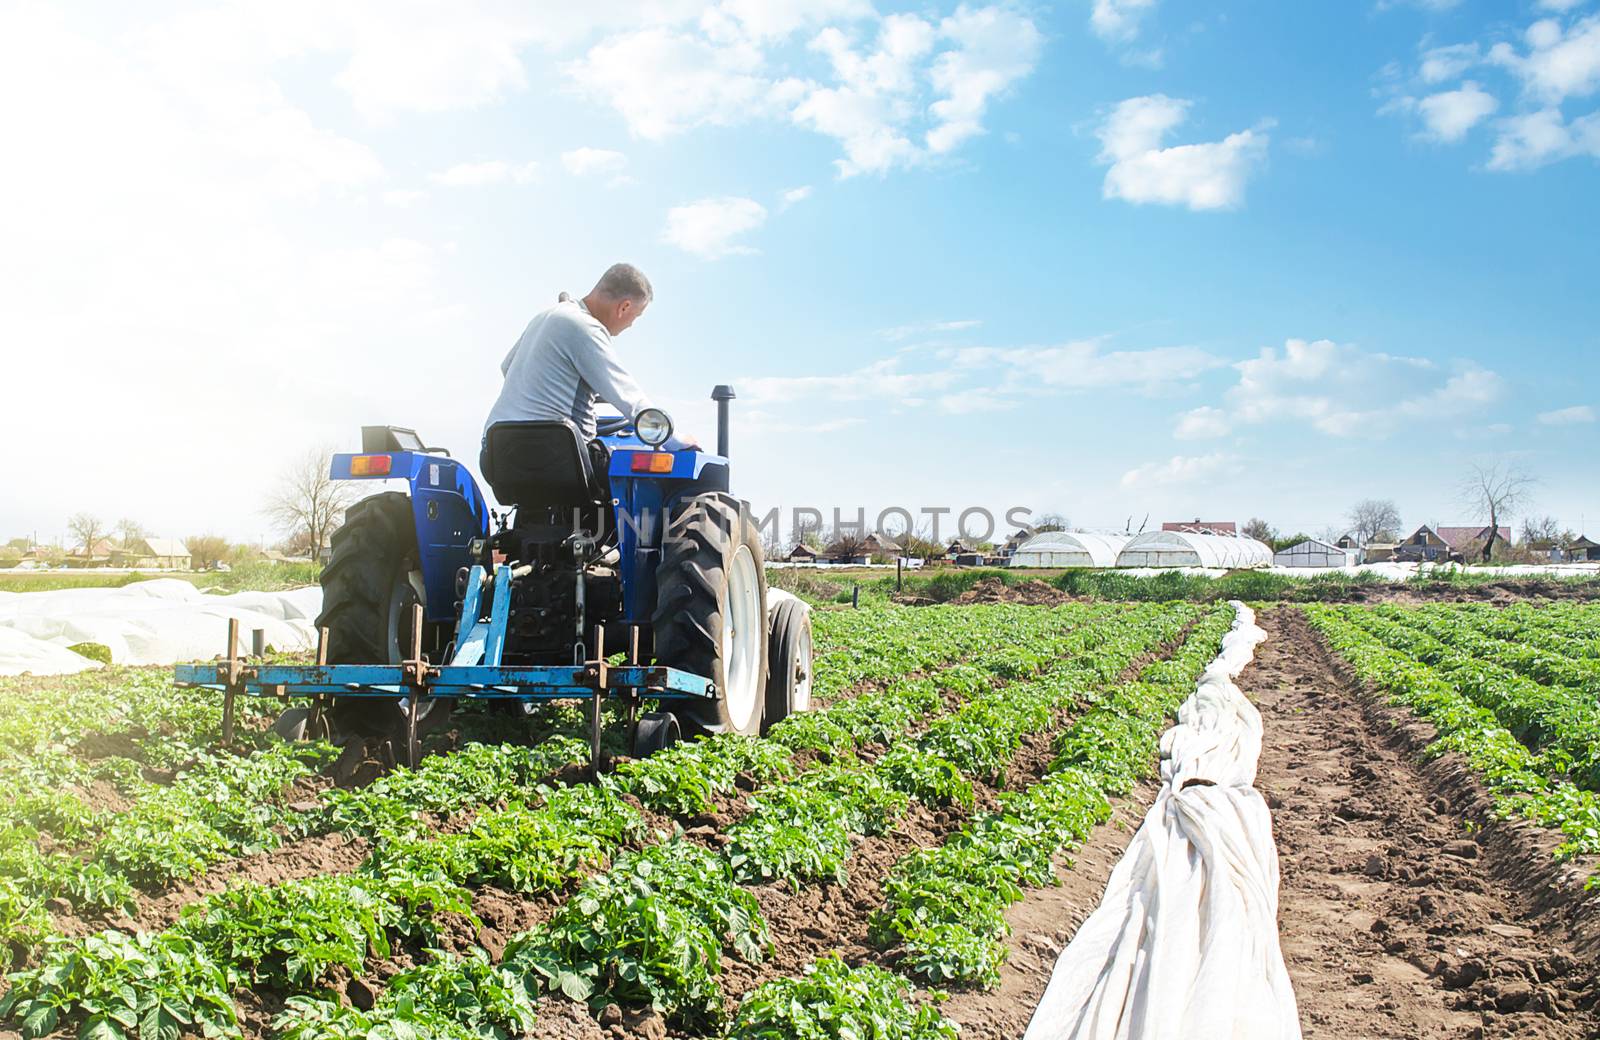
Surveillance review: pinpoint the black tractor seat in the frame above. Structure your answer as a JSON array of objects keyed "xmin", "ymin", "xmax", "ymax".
[{"xmin": 480, "ymin": 420, "xmax": 609, "ymax": 511}]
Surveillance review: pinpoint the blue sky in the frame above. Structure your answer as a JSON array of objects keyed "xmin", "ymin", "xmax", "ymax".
[{"xmin": 2, "ymin": 0, "xmax": 1597, "ymax": 548}]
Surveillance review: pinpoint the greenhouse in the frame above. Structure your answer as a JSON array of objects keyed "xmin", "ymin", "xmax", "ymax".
[
  {"xmin": 1008, "ymin": 531, "xmax": 1129, "ymax": 568},
  {"xmin": 1272, "ymin": 538, "xmax": 1350, "ymax": 568},
  {"xmin": 1114, "ymin": 531, "xmax": 1273, "ymax": 569}
]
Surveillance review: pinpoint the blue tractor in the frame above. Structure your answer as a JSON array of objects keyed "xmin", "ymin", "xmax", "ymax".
[{"xmin": 175, "ymin": 387, "xmax": 813, "ymax": 770}]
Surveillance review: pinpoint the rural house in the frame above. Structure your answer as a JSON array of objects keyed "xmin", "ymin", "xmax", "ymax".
[
  {"xmin": 785, "ymin": 544, "xmax": 818, "ymax": 564},
  {"xmin": 1395, "ymin": 525, "xmax": 1454, "ymax": 562},
  {"xmin": 1565, "ymin": 535, "xmax": 1600, "ymax": 562},
  {"xmin": 114, "ymin": 537, "xmax": 192, "ymax": 570},
  {"xmin": 859, "ymin": 532, "xmax": 902, "ymax": 558},
  {"xmin": 71, "ymin": 538, "xmax": 118, "ymax": 563},
  {"xmin": 1437, "ymin": 525, "xmax": 1513, "ymax": 560},
  {"xmin": 998, "ymin": 529, "xmax": 1031, "ymax": 558}
]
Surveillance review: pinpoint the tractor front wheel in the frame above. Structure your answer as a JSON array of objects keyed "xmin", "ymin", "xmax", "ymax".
[
  {"xmin": 311, "ymin": 491, "xmax": 446, "ymax": 764},
  {"xmin": 652, "ymin": 493, "xmax": 768, "ymax": 737}
]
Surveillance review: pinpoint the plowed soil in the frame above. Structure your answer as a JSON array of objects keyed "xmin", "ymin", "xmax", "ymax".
[{"xmin": 1250, "ymin": 607, "xmax": 1600, "ymax": 1039}]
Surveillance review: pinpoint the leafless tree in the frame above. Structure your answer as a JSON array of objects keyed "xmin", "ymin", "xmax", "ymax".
[
  {"xmin": 263, "ymin": 446, "xmax": 359, "ymax": 559},
  {"xmin": 1518, "ymin": 515, "xmax": 1564, "ymax": 547},
  {"xmin": 1459, "ymin": 461, "xmax": 1536, "ymax": 562},
  {"xmin": 1241, "ymin": 517, "xmax": 1276, "ymax": 544},
  {"xmin": 67, "ymin": 512, "xmax": 105, "ymax": 555},
  {"xmin": 1346, "ymin": 499, "xmax": 1402, "ymax": 547},
  {"xmin": 1032, "ymin": 512, "xmax": 1070, "ymax": 533},
  {"xmin": 185, "ymin": 534, "xmax": 231, "ymax": 570},
  {"xmin": 791, "ymin": 512, "xmax": 826, "ymax": 549},
  {"xmin": 823, "ymin": 524, "xmax": 870, "ymax": 560},
  {"xmin": 900, "ymin": 524, "xmax": 944, "ymax": 561},
  {"xmin": 114, "ymin": 518, "xmax": 146, "ymax": 548}
]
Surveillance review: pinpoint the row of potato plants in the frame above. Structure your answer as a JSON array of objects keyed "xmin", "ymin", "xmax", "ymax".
[
  {"xmin": 869, "ymin": 604, "xmax": 1233, "ymax": 987},
  {"xmin": 1379, "ymin": 603, "xmax": 1600, "ymax": 696},
  {"xmin": 727, "ymin": 605, "xmax": 1192, "ymax": 891},
  {"xmin": 1452, "ymin": 601, "xmax": 1600, "ymax": 662},
  {"xmin": 0, "ymin": 604, "xmax": 1089, "ymax": 1040},
  {"xmin": 1303, "ymin": 605, "xmax": 1600, "ymax": 862},
  {"xmin": 1340, "ymin": 606, "xmax": 1600, "ymax": 789}
]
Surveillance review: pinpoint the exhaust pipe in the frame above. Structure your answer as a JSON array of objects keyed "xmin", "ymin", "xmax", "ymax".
[{"xmin": 712, "ymin": 384, "xmax": 735, "ymax": 458}]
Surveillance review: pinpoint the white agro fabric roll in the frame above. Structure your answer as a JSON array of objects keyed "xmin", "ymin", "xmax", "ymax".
[
  {"xmin": 1024, "ymin": 601, "xmax": 1300, "ymax": 1040},
  {"xmin": 0, "ymin": 579, "xmax": 322, "ymax": 676}
]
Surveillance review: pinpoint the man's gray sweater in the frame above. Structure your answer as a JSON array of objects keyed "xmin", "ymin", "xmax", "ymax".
[{"xmin": 484, "ymin": 293, "xmax": 653, "ymax": 441}]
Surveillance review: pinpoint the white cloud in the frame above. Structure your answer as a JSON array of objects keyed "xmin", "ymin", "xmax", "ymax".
[
  {"xmin": 743, "ymin": 338, "xmax": 1217, "ymax": 410},
  {"xmin": 1416, "ymin": 81, "xmax": 1499, "ymax": 141},
  {"xmin": 925, "ymin": 5, "xmax": 1044, "ymax": 155},
  {"xmin": 881, "ymin": 319, "xmax": 981, "ymax": 340},
  {"xmin": 1537, "ymin": 404, "xmax": 1596, "ymax": 424},
  {"xmin": 428, "ymin": 160, "xmax": 539, "ymax": 186},
  {"xmin": 1487, "ymin": 107, "xmax": 1600, "ymax": 169},
  {"xmin": 1537, "ymin": 0, "xmax": 1587, "ymax": 11},
  {"xmin": 568, "ymin": 4, "xmax": 1041, "ymax": 177},
  {"xmin": 1419, "ymin": 42, "xmax": 1480, "ymax": 84},
  {"xmin": 1174, "ymin": 405, "xmax": 1231, "ymax": 440},
  {"xmin": 1183, "ymin": 338, "xmax": 1504, "ymax": 439},
  {"xmin": 1096, "ymin": 95, "xmax": 1271, "ymax": 211},
  {"xmin": 708, "ymin": 0, "xmax": 876, "ymax": 41},
  {"xmin": 955, "ymin": 340, "xmax": 1224, "ymax": 391},
  {"xmin": 1091, "ymin": 0, "xmax": 1158, "ymax": 42},
  {"xmin": 661, "ymin": 196, "xmax": 768, "ymax": 258},
  {"xmin": 561, "ymin": 147, "xmax": 628, "ymax": 176},
  {"xmin": 567, "ymin": 27, "xmax": 778, "ymax": 140},
  {"xmin": 792, "ymin": 15, "xmax": 937, "ymax": 177},
  {"xmin": 382, "ymin": 188, "xmax": 428, "ymax": 207},
  {"xmin": 1120, "ymin": 453, "xmax": 1242, "ymax": 490},
  {"xmin": 744, "ymin": 357, "xmax": 960, "ymax": 404},
  {"xmin": 778, "ymin": 185, "xmax": 814, "ymax": 209},
  {"xmin": 1386, "ymin": 16, "xmax": 1600, "ymax": 171},
  {"xmin": 937, "ymin": 389, "xmax": 1018, "ymax": 414},
  {"xmin": 1488, "ymin": 15, "xmax": 1600, "ymax": 105}
]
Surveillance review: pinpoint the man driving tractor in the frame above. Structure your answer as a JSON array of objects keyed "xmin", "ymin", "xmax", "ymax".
[{"xmin": 484, "ymin": 262, "xmax": 695, "ymax": 455}]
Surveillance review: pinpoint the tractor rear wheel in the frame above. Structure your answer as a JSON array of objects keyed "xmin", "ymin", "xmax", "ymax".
[
  {"xmin": 652, "ymin": 493, "xmax": 768, "ymax": 737},
  {"xmin": 761, "ymin": 596, "xmax": 813, "ymax": 733},
  {"xmin": 312, "ymin": 491, "xmax": 446, "ymax": 758}
]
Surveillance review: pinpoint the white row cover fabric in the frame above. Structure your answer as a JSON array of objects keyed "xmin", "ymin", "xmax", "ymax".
[
  {"xmin": 0, "ymin": 579, "xmax": 322, "ymax": 676},
  {"xmin": 1009, "ymin": 532, "xmax": 1129, "ymax": 569},
  {"xmin": 1024, "ymin": 602, "xmax": 1300, "ymax": 1040},
  {"xmin": 1272, "ymin": 539, "xmax": 1349, "ymax": 568},
  {"xmin": 1115, "ymin": 532, "xmax": 1273, "ymax": 570}
]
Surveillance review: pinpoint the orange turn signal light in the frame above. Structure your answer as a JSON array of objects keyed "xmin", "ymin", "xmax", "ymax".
[
  {"xmin": 629, "ymin": 452, "xmax": 675, "ymax": 473},
  {"xmin": 350, "ymin": 454, "xmax": 393, "ymax": 477}
]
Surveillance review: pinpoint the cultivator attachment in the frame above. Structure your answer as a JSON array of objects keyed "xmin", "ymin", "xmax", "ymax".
[{"xmin": 175, "ymin": 564, "xmax": 716, "ymax": 770}]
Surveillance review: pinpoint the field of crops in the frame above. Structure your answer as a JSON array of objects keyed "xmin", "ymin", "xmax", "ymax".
[
  {"xmin": 6, "ymin": 595, "xmax": 1600, "ymax": 1040},
  {"xmin": 0, "ymin": 599, "xmax": 1240, "ymax": 1040}
]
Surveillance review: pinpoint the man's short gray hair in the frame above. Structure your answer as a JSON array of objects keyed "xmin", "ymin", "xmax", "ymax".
[{"xmin": 593, "ymin": 263, "xmax": 653, "ymax": 303}]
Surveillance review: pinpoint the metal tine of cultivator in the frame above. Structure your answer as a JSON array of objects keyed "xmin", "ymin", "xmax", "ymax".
[
  {"xmin": 625, "ymin": 625, "xmax": 641, "ymax": 750},
  {"xmin": 400, "ymin": 603, "xmax": 430, "ymax": 768},
  {"xmin": 586, "ymin": 625, "xmax": 608, "ymax": 777},
  {"xmin": 220, "ymin": 618, "xmax": 242, "ymax": 743}
]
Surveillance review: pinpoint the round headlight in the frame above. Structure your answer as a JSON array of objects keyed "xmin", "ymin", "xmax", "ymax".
[{"xmin": 635, "ymin": 408, "xmax": 674, "ymax": 447}]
